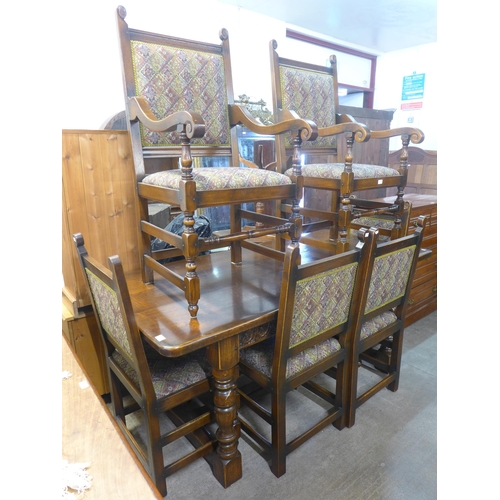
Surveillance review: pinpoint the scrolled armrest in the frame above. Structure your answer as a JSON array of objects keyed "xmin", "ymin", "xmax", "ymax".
[
  {"xmin": 319, "ymin": 113, "xmax": 371, "ymax": 143},
  {"xmin": 128, "ymin": 96, "xmax": 205, "ymax": 139},
  {"xmin": 229, "ymin": 104, "xmax": 318, "ymax": 142},
  {"xmin": 370, "ymin": 127, "xmax": 424, "ymax": 144}
]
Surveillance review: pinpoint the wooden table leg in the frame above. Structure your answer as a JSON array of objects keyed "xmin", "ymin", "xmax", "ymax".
[{"xmin": 206, "ymin": 336, "xmax": 242, "ymax": 488}]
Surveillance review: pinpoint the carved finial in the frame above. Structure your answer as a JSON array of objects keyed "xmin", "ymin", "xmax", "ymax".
[
  {"xmin": 72, "ymin": 232, "xmax": 84, "ymax": 246},
  {"xmin": 329, "ymin": 54, "xmax": 336, "ymax": 66},
  {"xmin": 271, "ymin": 39, "xmax": 278, "ymax": 50},
  {"xmin": 219, "ymin": 28, "xmax": 229, "ymax": 41},
  {"xmin": 357, "ymin": 227, "xmax": 368, "ymax": 242},
  {"xmin": 117, "ymin": 5, "xmax": 127, "ymax": 20}
]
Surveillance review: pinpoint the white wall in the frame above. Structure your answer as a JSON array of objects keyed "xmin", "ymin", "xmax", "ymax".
[
  {"xmin": 374, "ymin": 43, "xmax": 438, "ymax": 151},
  {"xmin": 59, "ymin": 0, "xmax": 286, "ymax": 129}
]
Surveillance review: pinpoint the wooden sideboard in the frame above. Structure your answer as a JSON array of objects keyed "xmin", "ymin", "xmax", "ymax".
[{"xmin": 406, "ymin": 194, "xmax": 437, "ymax": 326}]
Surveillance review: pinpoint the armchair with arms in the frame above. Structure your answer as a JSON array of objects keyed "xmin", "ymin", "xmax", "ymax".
[
  {"xmin": 269, "ymin": 39, "xmax": 424, "ymax": 253},
  {"xmin": 116, "ymin": 6, "xmax": 318, "ymax": 317}
]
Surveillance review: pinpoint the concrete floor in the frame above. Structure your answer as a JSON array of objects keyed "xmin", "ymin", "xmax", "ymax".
[{"xmin": 162, "ymin": 311, "xmax": 437, "ymax": 500}]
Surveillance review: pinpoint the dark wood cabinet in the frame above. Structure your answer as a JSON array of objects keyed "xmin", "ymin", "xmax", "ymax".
[
  {"xmin": 373, "ymin": 193, "xmax": 437, "ymax": 327},
  {"xmin": 406, "ymin": 195, "xmax": 437, "ymax": 326}
]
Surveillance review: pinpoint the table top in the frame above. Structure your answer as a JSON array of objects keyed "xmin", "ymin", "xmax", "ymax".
[
  {"xmin": 127, "ymin": 247, "xmax": 286, "ymax": 357},
  {"xmin": 62, "ymin": 336, "xmax": 162, "ymax": 500}
]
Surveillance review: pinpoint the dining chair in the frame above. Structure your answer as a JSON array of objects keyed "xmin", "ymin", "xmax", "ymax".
[
  {"xmin": 73, "ymin": 233, "xmax": 216, "ymax": 497},
  {"xmin": 116, "ymin": 6, "xmax": 318, "ymax": 317},
  {"xmin": 345, "ymin": 216, "xmax": 427, "ymax": 427},
  {"xmin": 237, "ymin": 226, "xmax": 379, "ymax": 477},
  {"xmin": 269, "ymin": 39, "xmax": 424, "ymax": 253},
  {"xmin": 349, "ymin": 199, "xmax": 413, "ymax": 243}
]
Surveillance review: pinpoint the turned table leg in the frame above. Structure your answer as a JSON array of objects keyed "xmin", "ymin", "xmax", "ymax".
[{"xmin": 206, "ymin": 336, "xmax": 242, "ymax": 488}]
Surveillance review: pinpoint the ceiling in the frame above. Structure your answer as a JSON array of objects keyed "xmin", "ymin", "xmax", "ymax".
[{"xmin": 217, "ymin": 0, "xmax": 437, "ymax": 53}]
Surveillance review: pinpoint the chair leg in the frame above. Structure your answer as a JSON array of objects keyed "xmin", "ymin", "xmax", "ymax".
[
  {"xmin": 346, "ymin": 351, "xmax": 360, "ymax": 429},
  {"xmin": 143, "ymin": 406, "xmax": 167, "ymax": 497},
  {"xmin": 230, "ymin": 205, "xmax": 243, "ymax": 264},
  {"xmin": 181, "ymin": 229, "xmax": 201, "ymax": 318},
  {"xmin": 387, "ymin": 330, "xmax": 404, "ymax": 392},
  {"xmin": 109, "ymin": 370, "xmax": 127, "ymax": 424},
  {"xmin": 332, "ymin": 359, "xmax": 347, "ymax": 430},
  {"xmin": 138, "ymin": 196, "xmax": 154, "ymax": 284},
  {"xmin": 270, "ymin": 391, "xmax": 287, "ymax": 478}
]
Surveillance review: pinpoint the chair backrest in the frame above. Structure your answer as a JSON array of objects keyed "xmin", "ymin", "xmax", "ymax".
[
  {"xmin": 269, "ymin": 39, "xmax": 339, "ymax": 166},
  {"xmin": 355, "ymin": 217, "xmax": 426, "ymax": 337},
  {"xmin": 73, "ymin": 233, "xmax": 155, "ymax": 399},
  {"xmin": 116, "ymin": 5, "xmax": 239, "ymax": 176},
  {"xmin": 273, "ymin": 227, "xmax": 378, "ymax": 384}
]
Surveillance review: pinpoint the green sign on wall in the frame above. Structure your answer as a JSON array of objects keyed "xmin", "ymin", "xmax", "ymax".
[{"xmin": 402, "ymin": 73, "xmax": 425, "ymax": 101}]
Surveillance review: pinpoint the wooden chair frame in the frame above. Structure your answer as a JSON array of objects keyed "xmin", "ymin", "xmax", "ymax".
[
  {"xmin": 269, "ymin": 39, "xmax": 424, "ymax": 253},
  {"xmin": 116, "ymin": 6, "xmax": 318, "ymax": 317},
  {"xmin": 345, "ymin": 216, "xmax": 427, "ymax": 427},
  {"xmin": 237, "ymin": 227, "xmax": 379, "ymax": 477},
  {"xmin": 73, "ymin": 233, "xmax": 216, "ymax": 496}
]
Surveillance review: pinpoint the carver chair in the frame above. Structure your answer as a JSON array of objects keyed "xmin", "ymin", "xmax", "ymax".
[
  {"xmin": 116, "ymin": 6, "xmax": 318, "ymax": 317},
  {"xmin": 345, "ymin": 216, "xmax": 427, "ymax": 428},
  {"xmin": 237, "ymin": 227, "xmax": 378, "ymax": 477},
  {"xmin": 269, "ymin": 39, "xmax": 424, "ymax": 253},
  {"xmin": 73, "ymin": 233, "xmax": 216, "ymax": 497}
]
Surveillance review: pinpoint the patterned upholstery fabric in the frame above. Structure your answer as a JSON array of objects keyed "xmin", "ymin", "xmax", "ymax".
[
  {"xmin": 111, "ymin": 350, "xmax": 208, "ymax": 398},
  {"xmin": 85, "ymin": 269, "xmax": 132, "ymax": 357},
  {"xmin": 365, "ymin": 246, "xmax": 416, "ymax": 314},
  {"xmin": 240, "ymin": 336, "xmax": 341, "ymax": 379},
  {"xmin": 354, "ymin": 217, "xmax": 396, "ymax": 230},
  {"xmin": 131, "ymin": 41, "xmax": 230, "ymax": 148},
  {"xmin": 239, "ymin": 262, "xmax": 356, "ymax": 378},
  {"xmin": 360, "ymin": 311, "xmax": 398, "ymax": 340},
  {"xmin": 279, "ymin": 66, "xmax": 337, "ymax": 149},
  {"xmin": 285, "ymin": 164, "xmax": 400, "ymax": 180},
  {"xmin": 290, "ymin": 262, "xmax": 358, "ymax": 347},
  {"xmin": 142, "ymin": 167, "xmax": 292, "ymax": 189}
]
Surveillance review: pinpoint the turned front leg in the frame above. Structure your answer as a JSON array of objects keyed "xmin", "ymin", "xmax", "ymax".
[{"xmin": 206, "ymin": 336, "xmax": 242, "ymax": 488}]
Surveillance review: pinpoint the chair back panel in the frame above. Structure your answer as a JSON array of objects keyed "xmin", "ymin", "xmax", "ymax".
[
  {"xmin": 84, "ymin": 267, "xmax": 133, "ymax": 358},
  {"xmin": 130, "ymin": 40, "xmax": 231, "ymax": 148},
  {"xmin": 279, "ymin": 64, "xmax": 337, "ymax": 150},
  {"xmin": 365, "ymin": 245, "xmax": 416, "ymax": 314},
  {"xmin": 74, "ymin": 234, "xmax": 154, "ymax": 395},
  {"xmin": 290, "ymin": 261, "xmax": 358, "ymax": 348}
]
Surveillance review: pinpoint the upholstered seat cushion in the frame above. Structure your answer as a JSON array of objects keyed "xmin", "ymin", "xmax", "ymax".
[
  {"xmin": 240, "ymin": 336, "xmax": 341, "ymax": 379},
  {"xmin": 142, "ymin": 167, "xmax": 292, "ymax": 190},
  {"xmin": 111, "ymin": 350, "xmax": 208, "ymax": 398},
  {"xmin": 285, "ymin": 163, "xmax": 400, "ymax": 180},
  {"xmin": 360, "ymin": 311, "xmax": 398, "ymax": 341},
  {"xmin": 353, "ymin": 217, "xmax": 396, "ymax": 230},
  {"xmin": 351, "ymin": 217, "xmax": 394, "ymax": 242}
]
